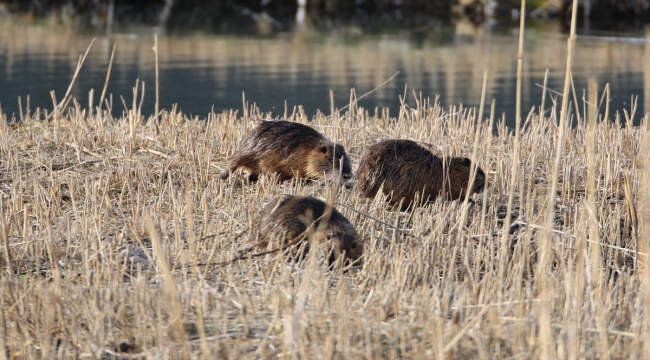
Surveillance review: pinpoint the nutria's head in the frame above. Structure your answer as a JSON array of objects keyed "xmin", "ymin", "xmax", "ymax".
[
  {"xmin": 446, "ymin": 157, "xmax": 486, "ymax": 199},
  {"xmin": 308, "ymin": 142, "xmax": 353, "ymax": 182},
  {"xmin": 326, "ymin": 229, "xmax": 363, "ymax": 267}
]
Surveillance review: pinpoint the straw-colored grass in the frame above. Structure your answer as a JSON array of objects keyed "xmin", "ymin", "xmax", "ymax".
[
  {"xmin": 0, "ymin": 83, "xmax": 647, "ymax": 358},
  {"xmin": 1, "ymin": 3, "xmax": 649, "ymax": 355}
]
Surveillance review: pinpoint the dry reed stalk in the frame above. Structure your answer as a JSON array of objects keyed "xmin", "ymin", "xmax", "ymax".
[
  {"xmin": 88, "ymin": 89, "xmax": 94, "ymax": 117},
  {"xmin": 145, "ymin": 210, "xmax": 189, "ymax": 354},
  {"xmin": 569, "ymin": 209, "xmax": 585, "ymax": 360},
  {"xmin": 474, "ymin": 99, "xmax": 495, "ymax": 278},
  {"xmin": 604, "ymin": 83, "xmax": 610, "ymax": 121},
  {"xmin": 328, "ymin": 71, "xmax": 399, "ymax": 120},
  {"xmin": 98, "ymin": 43, "xmax": 116, "ymax": 117},
  {"xmin": 0, "ymin": 198, "xmax": 12, "ymax": 279},
  {"xmin": 538, "ymin": 0, "xmax": 579, "ymax": 358},
  {"xmin": 639, "ymin": 27, "xmax": 650, "ymax": 358},
  {"xmin": 128, "ymin": 79, "xmax": 142, "ymax": 151},
  {"xmin": 137, "ymin": 81, "xmax": 145, "ymax": 121},
  {"xmin": 17, "ymin": 97, "xmax": 23, "ymax": 123},
  {"xmin": 642, "ymin": 127, "xmax": 650, "ymax": 360},
  {"xmin": 587, "ymin": 77, "xmax": 601, "ymax": 278},
  {"xmin": 0, "ymin": 109, "xmax": 5, "ymax": 136},
  {"xmin": 645, "ymin": 25, "xmax": 650, "ymax": 122},
  {"xmin": 499, "ymin": 0, "xmax": 526, "ymax": 302},
  {"xmin": 570, "ymin": 76, "xmax": 599, "ymax": 360},
  {"xmin": 570, "ymin": 71, "xmax": 581, "ymax": 124},
  {"xmin": 47, "ymin": 38, "xmax": 95, "ymax": 121},
  {"xmin": 541, "ymin": 66, "xmax": 549, "ymax": 117},
  {"xmin": 457, "ymin": 70, "xmax": 487, "ymax": 248},
  {"xmin": 594, "ymin": 100, "xmax": 613, "ymax": 359},
  {"xmin": 185, "ymin": 183, "xmax": 212, "ymax": 356},
  {"xmin": 0, "ymin": 322, "xmax": 6, "ymax": 360},
  {"xmin": 154, "ymin": 35, "xmax": 160, "ymax": 119}
]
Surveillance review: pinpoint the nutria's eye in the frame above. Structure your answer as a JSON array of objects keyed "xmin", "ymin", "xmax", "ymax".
[
  {"xmin": 320, "ymin": 145, "xmax": 328, "ymax": 154},
  {"xmin": 462, "ymin": 158, "xmax": 471, "ymax": 166},
  {"xmin": 350, "ymin": 241, "xmax": 357, "ymax": 249}
]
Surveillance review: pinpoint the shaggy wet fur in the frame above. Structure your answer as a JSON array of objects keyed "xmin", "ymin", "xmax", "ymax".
[
  {"xmin": 356, "ymin": 139, "xmax": 485, "ymax": 210},
  {"xmin": 251, "ymin": 196, "xmax": 363, "ymax": 266},
  {"xmin": 219, "ymin": 120, "xmax": 352, "ymax": 182}
]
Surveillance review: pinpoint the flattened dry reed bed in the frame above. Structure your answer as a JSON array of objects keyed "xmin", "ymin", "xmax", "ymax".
[{"xmin": 0, "ymin": 96, "xmax": 648, "ymax": 358}]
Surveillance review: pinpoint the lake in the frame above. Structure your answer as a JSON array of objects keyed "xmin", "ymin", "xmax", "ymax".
[{"xmin": 1, "ymin": 19, "xmax": 648, "ymax": 127}]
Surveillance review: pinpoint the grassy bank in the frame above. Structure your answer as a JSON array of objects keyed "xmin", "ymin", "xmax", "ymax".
[{"xmin": 0, "ymin": 82, "xmax": 648, "ymax": 357}]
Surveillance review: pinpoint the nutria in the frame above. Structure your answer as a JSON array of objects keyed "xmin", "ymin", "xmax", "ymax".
[
  {"xmin": 219, "ymin": 120, "xmax": 353, "ymax": 183},
  {"xmin": 356, "ymin": 139, "xmax": 485, "ymax": 210},
  {"xmin": 252, "ymin": 195, "xmax": 363, "ymax": 266}
]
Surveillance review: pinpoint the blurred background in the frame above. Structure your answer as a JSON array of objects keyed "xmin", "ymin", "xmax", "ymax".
[{"xmin": 0, "ymin": 0, "xmax": 649, "ymax": 127}]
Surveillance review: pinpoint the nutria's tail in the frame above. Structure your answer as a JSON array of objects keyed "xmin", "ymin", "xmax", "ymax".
[{"xmin": 218, "ymin": 169, "xmax": 230, "ymax": 179}]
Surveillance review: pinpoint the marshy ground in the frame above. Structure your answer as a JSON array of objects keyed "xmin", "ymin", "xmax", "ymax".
[{"xmin": 0, "ymin": 85, "xmax": 648, "ymax": 357}]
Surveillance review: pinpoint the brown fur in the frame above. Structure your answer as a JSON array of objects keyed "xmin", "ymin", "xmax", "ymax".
[
  {"xmin": 219, "ymin": 120, "xmax": 352, "ymax": 182},
  {"xmin": 356, "ymin": 139, "xmax": 486, "ymax": 210},
  {"xmin": 252, "ymin": 196, "xmax": 362, "ymax": 266}
]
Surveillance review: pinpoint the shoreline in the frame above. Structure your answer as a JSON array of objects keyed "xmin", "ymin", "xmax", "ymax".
[{"xmin": 1, "ymin": 0, "xmax": 648, "ymax": 34}]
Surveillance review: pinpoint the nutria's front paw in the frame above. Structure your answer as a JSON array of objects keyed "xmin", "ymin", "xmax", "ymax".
[{"xmin": 218, "ymin": 169, "xmax": 230, "ymax": 179}]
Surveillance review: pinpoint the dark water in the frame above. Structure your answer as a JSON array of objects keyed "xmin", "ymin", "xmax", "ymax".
[{"xmin": 1, "ymin": 21, "xmax": 648, "ymax": 127}]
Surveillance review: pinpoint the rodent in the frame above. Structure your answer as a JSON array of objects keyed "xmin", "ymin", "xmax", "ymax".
[
  {"xmin": 251, "ymin": 195, "xmax": 363, "ymax": 266},
  {"xmin": 356, "ymin": 139, "xmax": 485, "ymax": 210},
  {"xmin": 219, "ymin": 120, "xmax": 353, "ymax": 183}
]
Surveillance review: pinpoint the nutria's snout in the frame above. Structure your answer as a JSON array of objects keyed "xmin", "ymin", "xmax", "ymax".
[
  {"xmin": 326, "ymin": 232, "xmax": 363, "ymax": 268},
  {"xmin": 339, "ymin": 173, "xmax": 353, "ymax": 185},
  {"xmin": 472, "ymin": 167, "xmax": 486, "ymax": 194},
  {"xmin": 334, "ymin": 144, "xmax": 353, "ymax": 181}
]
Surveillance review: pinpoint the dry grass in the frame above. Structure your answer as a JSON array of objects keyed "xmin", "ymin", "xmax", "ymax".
[{"xmin": 0, "ymin": 83, "xmax": 648, "ymax": 358}]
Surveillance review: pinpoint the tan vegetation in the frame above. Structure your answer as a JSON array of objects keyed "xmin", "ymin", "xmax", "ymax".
[
  {"xmin": 1, "ymin": 1, "xmax": 650, "ymax": 357},
  {"xmin": 0, "ymin": 76, "xmax": 648, "ymax": 357}
]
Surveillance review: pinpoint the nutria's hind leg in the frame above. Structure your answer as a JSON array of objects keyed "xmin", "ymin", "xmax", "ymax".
[{"xmin": 222, "ymin": 153, "xmax": 261, "ymax": 182}]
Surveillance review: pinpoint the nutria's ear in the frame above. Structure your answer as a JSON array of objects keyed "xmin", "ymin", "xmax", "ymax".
[
  {"xmin": 462, "ymin": 158, "xmax": 471, "ymax": 166},
  {"xmin": 319, "ymin": 145, "xmax": 328, "ymax": 154}
]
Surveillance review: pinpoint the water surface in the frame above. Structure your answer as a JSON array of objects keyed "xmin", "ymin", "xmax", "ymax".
[{"xmin": 1, "ymin": 20, "xmax": 648, "ymax": 127}]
